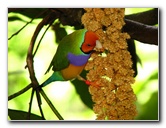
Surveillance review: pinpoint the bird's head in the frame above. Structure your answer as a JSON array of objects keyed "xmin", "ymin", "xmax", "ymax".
[{"xmin": 81, "ymin": 31, "xmax": 103, "ymax": 54}]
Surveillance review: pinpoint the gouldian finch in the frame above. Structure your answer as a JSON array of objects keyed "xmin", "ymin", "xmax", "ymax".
[{"xmin": 40, "ymin": 29, "xmax": 102, "ymax": 88}]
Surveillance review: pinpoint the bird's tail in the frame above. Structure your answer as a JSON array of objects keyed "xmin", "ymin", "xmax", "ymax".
[{"xmin": 40, "ymin": 71, "xmax": 65, "ymax": 88}]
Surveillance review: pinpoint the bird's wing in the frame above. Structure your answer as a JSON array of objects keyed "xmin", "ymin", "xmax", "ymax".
[
  {"xmin": 45, "ymin": 48, "xmax": 70, "ymax": 74},
  {"xmin": 45, "ymin": 29, "xmax": 86, "ymax": 74}
]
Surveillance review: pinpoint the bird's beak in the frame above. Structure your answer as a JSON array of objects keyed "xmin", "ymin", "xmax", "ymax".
[{"xmin": 95, "ymin": 40, "xmax": 104, "ymax": 52}]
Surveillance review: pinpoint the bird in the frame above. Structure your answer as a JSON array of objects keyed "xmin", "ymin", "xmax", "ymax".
[{"xmin": 40, "ymin": 29, "xmax": 102, "ymax": 88}]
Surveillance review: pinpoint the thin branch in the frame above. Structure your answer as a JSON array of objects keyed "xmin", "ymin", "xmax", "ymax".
[
  {"xmin": 8, "ymin": 19, "xmax": 33, "ymax": 40},
  {"xmin": 25, "ymin": 12, "xmax": 55, "ymax": 69},
  {"xmin": 26, "ymin": 15, "xmax": 52, "ymax": 120},
  {"xmin": 8, "ymin": 9, "xmax": 49, "ymax": 40},
  {"xmin": 27, "ymin": 89, "xmax": 44, "ymax": 120},
  {"xmin": 39, "ymin": 89, "xmax": 64, "ymax": 120},
  {"xmin": 35, "ymin": 90, "xmax": 45, "ymax": 120},
  {"xmin": 8, "ymin": 84, "xmax": 32, "ymax": 101},
  {"xmin": 27, "ymin": 88, "xmax": 34, "ymax": 120},
  {"xmin": 33, "ymin": 20, "xmax": 54, "ymax": 57},
  {"xmin": 25, "ymin": 12, "xmax": 63, "ymax": 120},
  {"xmin": 26, "ymin": 16, "xmax": 48, "ymax": 87}
]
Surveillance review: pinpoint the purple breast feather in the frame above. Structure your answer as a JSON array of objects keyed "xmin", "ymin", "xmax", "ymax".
[{"xmin": 67, "ymin": 53, "xmax": 91, "ymax": 66}]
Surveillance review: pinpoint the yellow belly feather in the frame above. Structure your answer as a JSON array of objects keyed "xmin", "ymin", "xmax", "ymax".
[{"xmin": 60, "ymin": 64, "xmax": 86, "ymax": 80}]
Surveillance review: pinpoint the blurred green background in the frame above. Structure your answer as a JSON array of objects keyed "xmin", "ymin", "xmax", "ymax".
[{"xmin": 8, "ymin": 8, "xmax": 158, "ymax": 120}]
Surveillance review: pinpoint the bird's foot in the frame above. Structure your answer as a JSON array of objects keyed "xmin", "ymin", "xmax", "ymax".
[
  {"xmin": 77, "ymin": 75, "xmax": 100, "ymax": 88},
  {"xmin": 76, "ymin": 75, "xmax": 86, "ymax": 82},
  {"xmin": 84, "ymin": 80, "xmax": 100, "ymax": 88}
]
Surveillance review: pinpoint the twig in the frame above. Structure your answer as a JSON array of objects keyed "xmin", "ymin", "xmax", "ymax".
[
  {"xmin": 8, "ymin": 9, "xmax": 49, "ymax": 40},
  {"xmin": 27, "ymin": 88, "xmax": 34, "ymax": 120},
  {"xmin": 29, "ymin": 22, "xmax": 54, "ymax": 119},
  {"xmin": 26, "ymin": 88, "xmax": 45, "ymax": 120},
  {"xmin": 35, "ymin": 90, "xmax": 45, "ymax": 120},
  {"xmin": 33, "ymin": 20, "xmax": 54, "ymax": 57},
  {"xmin": 26, "ymin": 13, "xmax": 63, "ymax": 120},
  {"xmin": 26, "ymin": 13, "xmax": 46, "ymax": 97},
  {"xmin": 26, "ymin": 15, "xmax": 50, "ymax": 120},
  {"xmin": 8, "ymin": 84, "xmax": 32, "ymax": 101},
  {"xmin": 8, "ymin": 18, "xmax": 34, "ymax": 40},
  {"xmin": 40, "ymin": 89, "xmax": 64, "ymax": 120}
]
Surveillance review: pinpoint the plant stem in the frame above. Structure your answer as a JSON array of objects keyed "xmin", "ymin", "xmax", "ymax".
[
  {"xmin": 27, "ymin": 88, "xmax": 34, "ymax": 120},
  {"xmin": 8, "ymin": 84, "xmax": 32, "ymax": 101},
  {"xmin": 39, "ymin": 89, "xmax": 64, "ymax": 120},
  {"xmin": 35, "ymin": 90, "xmax": 45, "ymax": 120}
]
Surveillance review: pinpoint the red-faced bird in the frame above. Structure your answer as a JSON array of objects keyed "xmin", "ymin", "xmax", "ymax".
[{"xmin": 40, "ymin": 29, "xmax": 102, "ymax": 88}]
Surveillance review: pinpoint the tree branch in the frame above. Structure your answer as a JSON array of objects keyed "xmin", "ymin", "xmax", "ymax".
[
  {"xmin": 26, "ymin": 13, "xmax": 55, "ymax": 119},
  {"xmin": 25, "ymin": 13, "xmax": 63, "ymax": 120},
  {"xmin": 123, "ymin": 19, "xmax": 158, "ymax": 45},
  {"xmin": 52, "ymin": 8, "xmax": 84, "ymax": 26},
  {"xmin": 26, "ymin": 13, "xmax": 54, "ymax": 87},
  {"xmin": 9, "ymin": 8, "xmax": 158, "ymax": 46},
  {"xmin": 125, "ymin": 8, "xmax": 158, "ymax": 25}
]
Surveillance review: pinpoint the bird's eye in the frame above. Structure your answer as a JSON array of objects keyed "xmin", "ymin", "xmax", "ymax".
[{"xmin": 87, "ymin": 44, "xmax": 91, "ymax": 47}]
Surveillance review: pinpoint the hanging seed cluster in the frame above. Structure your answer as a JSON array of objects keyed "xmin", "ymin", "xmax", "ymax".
[{"xmin": 81, "ymin": 8, "xmax": 137, "ymax": 120}]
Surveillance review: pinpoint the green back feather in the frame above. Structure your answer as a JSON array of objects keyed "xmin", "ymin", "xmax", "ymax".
[{"xmin": 45, "ymin": 29, "xmax": 87, "ymax": 74}]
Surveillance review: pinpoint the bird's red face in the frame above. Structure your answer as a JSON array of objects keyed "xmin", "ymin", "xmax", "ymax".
[{"xmin": 81, "ymin": 31, "xmax": 100, "ymax": 54}]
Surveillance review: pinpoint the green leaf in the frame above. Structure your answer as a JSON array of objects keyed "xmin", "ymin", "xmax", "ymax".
[
  {"xmin": 8, "ymin": 16, "xmax": 27, "ymax": 22},
  {"xmin": 135, "ymin": 91, "xmax": 158, "ymax": 120},
  {"xmin": 72, "ymin": 70, "xmax": 94, "ymax": 109},
  {"xmin": 8, "ymin": 109, "xmax": 43, "ymax": 120},
  {"xmin": 147, "ymin": 71, "xmax": 158, "ymax": 81}
]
